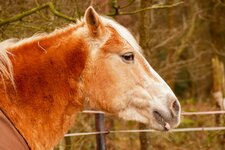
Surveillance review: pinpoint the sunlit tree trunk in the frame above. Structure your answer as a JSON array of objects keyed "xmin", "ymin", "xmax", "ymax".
[{"xmin": 212, "ymin": 57, "xmax": 225, "ymax": 149}]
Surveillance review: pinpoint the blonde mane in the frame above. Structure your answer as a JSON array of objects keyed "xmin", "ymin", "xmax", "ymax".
[
  {"xmin": 101, "ymin": 16, "xmax": 142, "ymax": 53},
  {"xmin": 0, "ymin": 39, "xmax": 16, "ymax": 87}
]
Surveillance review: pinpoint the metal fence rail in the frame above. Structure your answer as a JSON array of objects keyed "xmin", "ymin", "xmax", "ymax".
[
  {"xmin": 66, "ymin": 110, "xmax": 225, "ymax": 137},
  {"xmin": 82, "ymin": 110, "xmax": 225, "ymax": 115},
  {"xmin": 66, "ymin": 110, "xmax": 225, "ymax": 150},
  {"xmin": 181, "ymin": 110, "xmax": 225, "ymax": 115},
  {"xmin": 64, "ymin": 126, "xmax": 225, "ymax": 137}
]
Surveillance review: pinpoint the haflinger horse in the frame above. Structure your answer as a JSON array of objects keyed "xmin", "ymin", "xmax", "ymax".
[{"xmin": 0, "ymin": 6, "xmax": 181, "ymax": 150}]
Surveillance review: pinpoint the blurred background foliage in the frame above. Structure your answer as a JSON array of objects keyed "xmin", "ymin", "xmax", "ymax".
[{"xmin": 1, "ymin": 0, "xmax": 225, "ymax": 149}]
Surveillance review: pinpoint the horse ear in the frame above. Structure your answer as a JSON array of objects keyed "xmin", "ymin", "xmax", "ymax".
[{"xmin": 84, "ymin": 6, "xmax": 102, "ymax": 36}]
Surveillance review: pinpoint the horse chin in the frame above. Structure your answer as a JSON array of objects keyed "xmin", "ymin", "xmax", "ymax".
[{"xmin": 117, "ymin": 107, "xmax": 149, "ymax": 124}]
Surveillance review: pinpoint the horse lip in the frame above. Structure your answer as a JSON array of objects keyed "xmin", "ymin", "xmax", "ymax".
[
  {"xmin": 164, "ymin": 122, "xmax": 171, "ymax": 131},
  {"xmin": 153, "ymin": 111, "xmax": 170, "ymax": 131}
]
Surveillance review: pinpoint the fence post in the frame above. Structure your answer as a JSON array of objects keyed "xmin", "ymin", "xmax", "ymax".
[{"xmin": 95, "ymin": 113, "xmax": 106, "ymax": 150}]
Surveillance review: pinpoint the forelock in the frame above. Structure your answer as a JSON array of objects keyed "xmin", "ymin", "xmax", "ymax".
[{"xmin": 100, "ymin": 16, "xmax": 142, "ymax": 53}]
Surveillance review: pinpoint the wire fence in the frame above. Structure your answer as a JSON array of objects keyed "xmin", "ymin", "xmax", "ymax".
[
  {"xmin": 65, "ymin": 110, "xmax": 225, "ymax": 137},
  {"xmin": 65, "ymin": 126, "xmax": 225, "ymax": 137},
  {"xmin": 82, "ymin": 110, "xmax": 225, "ymax": 115}
]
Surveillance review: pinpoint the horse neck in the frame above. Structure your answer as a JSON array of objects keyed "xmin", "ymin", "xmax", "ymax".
[{"xmin": 0, "ymin": 24, "xmax": 89, "ymax": 149}]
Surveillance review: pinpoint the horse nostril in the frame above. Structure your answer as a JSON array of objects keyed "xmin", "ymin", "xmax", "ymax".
[{"xmin": 171, "ymin": 100, "xmax": 180, "ymax": 116}]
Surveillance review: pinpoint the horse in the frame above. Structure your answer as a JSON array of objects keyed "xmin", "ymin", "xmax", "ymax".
[{"xmin": 0, "ymin": 6, "xmax": 181, "ymax": 150}]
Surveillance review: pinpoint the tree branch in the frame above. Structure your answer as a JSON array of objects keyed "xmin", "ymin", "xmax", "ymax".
[
  {"xmin": 108, "ymin": 1, "xmax": 184, "ymax": 16},
  {"xmin": 111, "ymin": 0, "xmax": 119, "ymax": 15},
  {"xmin": 0, "ymin": 1, "xmax": 76, "ymax": 26},
  {"xmin": 0, "ymin": 3, "xmax": 49, "ymax": 26},
  {"xmin": 0, "ymin": 1, "xmax": 184, "ymax": 26},
  {"xmin": 48, "ymin": 2, "xmax": 76, "ymax": 22},
  {"xmin": 173, "ymin": 11, "xmax": 197, "ymax": 61},
  {"xmin": 119, "ymin": 0, "xmax": 135, "ymax": 9}
]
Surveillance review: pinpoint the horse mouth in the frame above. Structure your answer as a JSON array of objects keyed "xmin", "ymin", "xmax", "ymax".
[{"xmin": 153, "ymin": 111, "xmax": 171, "ymax": 131}]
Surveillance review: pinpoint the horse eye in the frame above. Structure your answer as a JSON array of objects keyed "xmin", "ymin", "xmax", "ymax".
[{"xmin": 121, "ymin": 52, "xmax": 134, "ymax": 63}]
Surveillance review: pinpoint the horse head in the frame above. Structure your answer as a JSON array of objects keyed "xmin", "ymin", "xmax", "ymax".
[{"xmin": 81, "ymin": 7, "xmax": 181, "ymax": 131}]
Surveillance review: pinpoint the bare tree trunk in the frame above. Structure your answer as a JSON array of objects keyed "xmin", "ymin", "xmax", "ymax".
[
  {"xmin": 139, "ymin": 123, "xmax": 151, "ymax": 150},
  {"xmin": 139, "ymin": 0, "xmax": 152, "ymax": 150}
]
